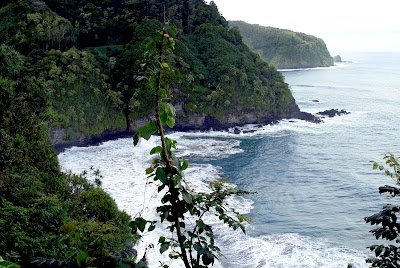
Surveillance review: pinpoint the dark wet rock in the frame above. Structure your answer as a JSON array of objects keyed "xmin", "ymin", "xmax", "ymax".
[
  {"xmin": 243, "ymin": 129, "xmax": 256, "ymax": 133},
  {"xmin": 311, "ymin": 100, "xmax": 319, "ymax": 102},
  {"xmin": 233, "ymin": 128, "xmax": 241, "ymax": 134},
  {"xmin": 317, "ymin": 109, "xmax": 350, "ymax": 118}
]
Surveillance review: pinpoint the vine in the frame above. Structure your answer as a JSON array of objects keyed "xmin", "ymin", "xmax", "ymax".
[{"xmin": 130, "ymin": 21, "xmax": 253, "ymax": 268}]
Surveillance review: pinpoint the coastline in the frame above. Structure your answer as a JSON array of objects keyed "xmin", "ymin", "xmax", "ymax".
[{"xmin": 52, "ymin": 107, "xmax": 321, "ymax": 154}]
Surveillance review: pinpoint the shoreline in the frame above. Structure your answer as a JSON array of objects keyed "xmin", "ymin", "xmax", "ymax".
[
  {"xmin": 54, "ymin": 130, "xmax": 134, "ymax": 154},
  {"xmin": 54, "ymin": 112, "xmax": 321, "ymax": 154}
]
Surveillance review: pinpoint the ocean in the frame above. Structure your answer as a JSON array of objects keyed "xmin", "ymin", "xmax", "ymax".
[{"xmin": 58, "ymin": 52, "xmax": 400, "ymax": 267}]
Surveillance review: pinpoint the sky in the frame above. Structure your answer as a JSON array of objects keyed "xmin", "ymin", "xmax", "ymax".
[{"xmin": 208, "ymin": 0, "xmax": 400, "ymax": 54}]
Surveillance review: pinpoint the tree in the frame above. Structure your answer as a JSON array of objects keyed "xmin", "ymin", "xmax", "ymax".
[
  {"xmin": 131, "ymin": 21, "xmax": 253, "ymax": 268},
  {"xmin": 365, "ymin": 154, "xmax": 400, "ymax": 267},
  {"xmin": 108, "ymin": 19, "xmax": 162, "ymax": 131}
]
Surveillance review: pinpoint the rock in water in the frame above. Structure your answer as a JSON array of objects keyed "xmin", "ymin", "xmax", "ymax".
[{"xmin": 317, "ymin": 109, "xmax": 350, "ymax": 118}]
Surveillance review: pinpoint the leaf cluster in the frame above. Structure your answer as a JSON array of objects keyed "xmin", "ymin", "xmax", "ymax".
[{"xmin": 366, "ymin": 154, "xmax": 400, "ymax": 267}]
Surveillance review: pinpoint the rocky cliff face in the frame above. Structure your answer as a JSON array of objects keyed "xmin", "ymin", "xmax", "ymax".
[
  {"xmin": 51, "ymin": 99, "xmax": 319, "ymax": 152},
  {"xmin": 174, "ymin": 99, "xmax": 319, "ymax": 131}
]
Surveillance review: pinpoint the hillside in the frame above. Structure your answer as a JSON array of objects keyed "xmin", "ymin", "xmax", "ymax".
[
  {"xmin": 0, "ymin": 0, "xmax": 314, "ymax": 148},
  {"xmin": 229, "ymin": 20, "xmax": 334, "ymax": 69},
  {"xmin": 0, "ymin": 0, "xmax": 319, "ymax": 265}
]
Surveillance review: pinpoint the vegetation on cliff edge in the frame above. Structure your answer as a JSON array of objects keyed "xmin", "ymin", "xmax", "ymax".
[
  {"xmin": 1, "ymin": 0, "xmax": 295, "ymax": 144},
  {"xmin": 229, "ymin": 20, "xmax": 334, "ymax": 69}
]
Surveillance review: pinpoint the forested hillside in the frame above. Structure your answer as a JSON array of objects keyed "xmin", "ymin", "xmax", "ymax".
[
  {"xmin": 229, "ymin": 20, "xmax": 334, "ymax": 69},
  {"xmin": 0, "ymin": 0, "xmax": 316, "ymax": 266},
  {"xmin": 0, "ymin": 43, "xmax": 135, "ymax": 266},
  {"xmin": 1, "ymin": 0, "xmax": 303, "ymax": 147}
]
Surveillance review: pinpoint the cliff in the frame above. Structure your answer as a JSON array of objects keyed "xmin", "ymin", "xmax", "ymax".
[{"xmin": 229, "ymin": 20, "xmax": 334, "ymax": 69}]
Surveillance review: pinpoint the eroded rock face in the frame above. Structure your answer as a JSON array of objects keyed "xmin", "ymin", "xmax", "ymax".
[{"xmin": 51, "ymin": 99, "xmax": 321, "ymax": 151}]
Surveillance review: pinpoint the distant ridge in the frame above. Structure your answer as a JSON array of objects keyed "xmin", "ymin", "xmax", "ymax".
[{"xmin": 229, "ymin": 20, "xmax": 334, "ymax": 69}]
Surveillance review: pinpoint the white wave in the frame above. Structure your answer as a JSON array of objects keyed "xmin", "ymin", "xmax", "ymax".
[
  {"xmin": 58, "ymin": 134, "xmax": 247, "ymax": 268},
  {"xmin": 58, "ymin": 124, "xmax": 368, "ymax": 268},
  {"xmin": 215, "ymin": 232, "xmax": 367, "ymax": 268}
]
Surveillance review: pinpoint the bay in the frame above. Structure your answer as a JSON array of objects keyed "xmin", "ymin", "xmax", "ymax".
[{"xmin": 58, "ymin": 52, "xmax": 400, "ymax": 267}]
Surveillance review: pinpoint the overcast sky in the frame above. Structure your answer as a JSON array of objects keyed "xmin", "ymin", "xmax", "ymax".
[{"xmin": 209, "ymin": 0, "xmax": 400, "ymax": 54}]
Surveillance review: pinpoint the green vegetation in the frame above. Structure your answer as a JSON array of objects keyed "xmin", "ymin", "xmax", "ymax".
[
  {"xmin": 0, "ymin": 44, "xmax": 135, "ymax": 266},
  {"xmin": 229, "ymin": 20, "xmax": 334, "ymax": 69},
  {"xmin": 131, "ymin": 22, "xmax": 253, "ymax": 268},
  {"xmin": 365, "ymin": 154, "xmax": 400, "ymax": 267},
  {"xmin": 1, "ymin": 0, "xmax": 298, "ymax": 266},
  {"xmin": 1, "ymin": 0, "xmax": 296, "ymax": 145}
]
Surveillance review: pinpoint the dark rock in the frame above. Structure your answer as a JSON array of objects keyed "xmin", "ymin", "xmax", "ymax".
[
  {"xmin": 317, "ymin": 109, "xmax": 350, "ymax": 118},
  {"xmin": 53, "ymin": 129, "xmax": 133, "ymax": 154},
  {"xmin": 233, "ymin": 128, "xmax": 241, "ymax": 134},
  {"xmin": 295, "ymin": 111, "xmax": 322, "ymax": 123},
  {"xmin": 243, "ymin": 129, "xmax": 256, "ymax": 133},
  {"xmin": 311, "ymin": 100, "xmax": 319, "ymax": 102}
]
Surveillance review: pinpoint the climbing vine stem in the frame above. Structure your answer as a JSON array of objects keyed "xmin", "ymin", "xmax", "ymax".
[{"xmin": 131, "ymin": 20, "xmax": 254, "ymax": 268}]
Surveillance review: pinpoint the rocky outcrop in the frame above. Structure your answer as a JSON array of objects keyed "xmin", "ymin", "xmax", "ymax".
[
  {"xmin": 333, "ymin": 55, "xmax": 342, "ymax": 62},
  {"xmin": 317, "ymin": 109, "xmax": 350, "ymax": 118}
]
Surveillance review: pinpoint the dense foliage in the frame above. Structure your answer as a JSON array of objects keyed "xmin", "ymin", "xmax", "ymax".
[
  {"xmin": 365, "ymin": 154, "xmax": 400, "ymax": 267},
  {"xmin": 229, "ymin": 20, "xmax": 334, "ymax": 69},
  {"xmin": 0, "ymin": 44, "xmax": 135, "ymax": 267},
  {"xmin": 1, "ymin": 0, "xmax": 296, "ymax": 144}
]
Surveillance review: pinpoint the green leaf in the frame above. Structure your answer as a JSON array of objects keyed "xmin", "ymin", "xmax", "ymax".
[
  {"xmin": 157, "ymin": 88, "xmax": 166, "ymax": 96},
  {"xmin": 196, "ymin": 220, "xmax": 206, "ymax": 229},
  {"xmin": 375, "ymin": 245, "xmax": 384, "ymax": 257},
  {"xmin": 148, "ymin": 223, "xmax": 156, "ymax": 232},
  {"xmin": 145, "ymin": 40, "xmax": 155, "ymax": 50},
  {"xmin": 134, "ymin": 121, "xmax": 158, "ymax": 145},
  {"xmin": 156, "ymin": 168, "xmax": 168, "ymax": 185},
  {"xmin": 131, "ymin": 217, "xmax": 148, "ymax": 232},
  {"xmin": 160, "ymin": 112, "xmax": 167, "ymax": 125},
  {"xmin": 181, "ymin": 159, "xmax": 188, "ymax": 170},
  {"xmin": 193, "ymin": 242, "xmax": 202, "ymax": 252},
  {"xmin": 181, "ymin": 190, "xmax": 192, "ymax": 204},
  {"xmin": 160, "ymin": 242, "xmax": 170, "ymax": 254},
  {"xmin": 162, "ymin": 62, "xmax": 169, "ymax": 68},
  {"xmin": 372, "ymin": 162, "xmax": 378, "ymax": 170},
  {"xmin": 150, "ymin": 146, "xmax": 162, "ymax": 155},
  {"xmin": 166, "ymin": 117, "xmax": 175, "ymax": 128},
  {"xmin": 146, "ymin": 167, "xmax": 154, "ymax": 175},
  {"xmin": 76, "ymin": 250, "xmax": 89, "ymax": 267},
  {"xmin": 158, "ymin": 236, "xmax": 166, "ymax": 243},
  {"xmin": 164, "ymin": 103, "xmax": 176, "ymax": 116}
]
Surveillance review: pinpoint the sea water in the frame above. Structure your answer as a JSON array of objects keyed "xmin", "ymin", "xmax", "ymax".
[{"xmin": 58, "ymin": 52, "xmax": 400, "ymax": 267}]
